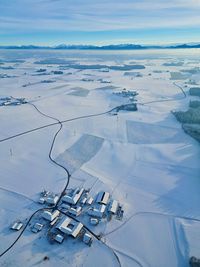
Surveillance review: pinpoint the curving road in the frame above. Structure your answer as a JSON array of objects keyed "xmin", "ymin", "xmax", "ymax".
[
  {"xmin": 0, "ymin": 106, "xmax": 117, "ymax": 144},
  {"xmin": 139, "ymin": 82, "xmax": 186, "ymax": 105}
]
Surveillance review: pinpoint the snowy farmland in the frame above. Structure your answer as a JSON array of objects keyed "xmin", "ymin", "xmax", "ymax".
[{"xmin": 0, "ymin": 49, "xmax": 200, "ymax": 267}]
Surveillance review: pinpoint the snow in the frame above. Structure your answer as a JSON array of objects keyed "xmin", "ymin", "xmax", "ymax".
[{"xmin": 0, "ymin": 49, "xmax": 200, "ymax": 267}]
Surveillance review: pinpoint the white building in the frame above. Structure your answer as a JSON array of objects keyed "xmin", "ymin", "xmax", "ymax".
[
  {"xmin": 11, "ymin": 221, "xmax": 23, "ymax": 231},
  {"xmin": 38, "ymin": 197, "xmax": 46, "ymax": 204},
  {"xmin": 50, "ymin": 216, "xmax": 59, "ymax": 226},
  {"xmin": 62, "ymin": 188, "xmax": 84, "ymax": 205},
  {"xmin": 56, "ymin": 216, "xmax": 71, "ymax": 231},
  {"xmin": 46, "ymin": 195, "xmax": 59, "ymax": 205},
  {"xmin": 42, "ymin": 210, "xmax": 60, "ymax": 222},
  {"xmin": 87, "ymin": 204, "xmax": 106, "ymax": 218},
  {"xmin": 86, "ymin": 197, "xmax": 93, "ymax": 205},
  {"xmin": 68, "ymin": 206, "xmax": 82, "ymax": 217},
  {"xmin": 57, "ymin": 217, "xmax": 83, "ymax": 238},
  {"xmin": 96, "ymin": 192, "xmax": 110, "ymax": 205},
  {"xmin": 81, "ymin": 197, "xmax": 87, "ymax": 205},
  {"xmin": 108, "ymin": 200, "xmax": 118, "ymax": 214}
]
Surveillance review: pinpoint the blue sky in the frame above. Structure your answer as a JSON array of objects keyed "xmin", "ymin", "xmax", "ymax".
[{"xmin": 0, "ymin": 0, "xmax": 200, "ymax": 45}]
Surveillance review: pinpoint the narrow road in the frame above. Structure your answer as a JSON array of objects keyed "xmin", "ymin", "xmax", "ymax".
[
  {"xmin": 103, "ymin": 211, "xmax": 200, "ymax": 237},
  {"xmin": 0, "ymin": 107, "xmax": 117, "ymax": 144},
  {"xmin": 0, "ymin": 101, "xmax": 118, "ymax": 260},
  {"xmin": 10, "ymin": 97, "xmax": 71, "ymax": 208},
  {"xmin": 139, "ymin": 82, "xmax": 186, "ymax": 105}
]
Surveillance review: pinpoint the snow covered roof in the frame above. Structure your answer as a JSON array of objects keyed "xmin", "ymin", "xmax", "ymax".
[
  {"xmin": 57, "ymin": 217, "xmax": 83, "ymax": 238},
  {"xmin": 42, "ymin": 210, "xmax": 60, "ymax": 221},
  {"xmin": 55, "ymin": 234, "xmax": 64, "ymax": 243},
  {"xmin": 62, "ymin": 188, "xmax": 84, "ymax": 205},
  {"xmin": 108, "ymin": 200, "xmax": 118, "ymax": 214},
  {"xmin": 96, "ymin": 191, "xmax": 110, "ymax": 205},
  {"xmin": 11, "ymin": 222, "xmax": 23, "ymax": 231},
  {"xmin": 83, "ymin": 233, "xmax": 92, "ymax": 244},
  {"xmin": 68, "ymin": 206, "xmax": 82, "ymax": 216},
  {"xmin": 87, "ymin": 197, "xmax": 93, "ymax": 205},
  {"xmin": 46, "ymin": 195, "xmax": 59, "ymax": 205},
  {"xmin": 88, "ymin": 204, "xmax": 106, "ymax": 218}
]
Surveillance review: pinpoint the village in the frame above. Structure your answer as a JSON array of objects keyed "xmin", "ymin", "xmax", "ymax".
[
  {"xmin": 10, "ymin": 187, "xmax": 124, "ymax": 247},
  {"xmin": 0, "ymin": 96, "xmax": 27, "ymax": 106}
]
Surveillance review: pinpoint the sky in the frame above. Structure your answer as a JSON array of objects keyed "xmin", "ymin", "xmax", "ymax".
[{"xmin": 0, "ymin": 0, "xmax": 200, "ymax": 45}]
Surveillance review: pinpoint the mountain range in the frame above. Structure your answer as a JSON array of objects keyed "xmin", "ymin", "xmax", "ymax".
[{"xmin": 0, "ymin": 43, "xmax": 200, "ymax": 50}]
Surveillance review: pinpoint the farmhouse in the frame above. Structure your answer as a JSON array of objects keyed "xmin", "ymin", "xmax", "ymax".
[
  {"xmin": 62, "ymin": 188, "xmax": 84, "ymax": 205},
  {"xmin": 56, "ymin": 216, "xmax": 83, "ymax": 238},
  {"xmin": 42, "ymin": 210, "xmax": 60, "ymax": 222}
]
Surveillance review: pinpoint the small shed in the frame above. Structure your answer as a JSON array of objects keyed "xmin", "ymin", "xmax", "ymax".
[
  {"xmin": 55, "ymin": 234, "xmax": 64, "ymax": 244},
  {"xmin": 108, "ymin": 200, "xmax": 118, "ymax": 214},
  {"xmin": 38, "ymin": 197, "xmax": 46, "ymax": 204},
  {"xmin": 83, "ymin": 233, "xmax": 92, "ymax": 245},
  {"xmin": 86, "ymin": 197, "xmax": 93, "ymax": 205},
  {"xmin": 32, "ymin": 223, "xmax": 43, "ymax": 233},
  {"xmin": 90, "ymin": 218, "xmax": 99, "ymax": 225}
]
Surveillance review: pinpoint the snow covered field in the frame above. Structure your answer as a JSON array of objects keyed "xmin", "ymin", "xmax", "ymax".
[{"xmin": 0, "ymin": 49, "xmax": 200, "ymax": 267}]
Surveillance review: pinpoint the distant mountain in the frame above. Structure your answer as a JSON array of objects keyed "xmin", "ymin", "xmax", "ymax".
[
  {"xmin": 0, "ymin": 43, "xmax": 200, "ymax": 50},
  {"xmin": 0, "ymin": 45, "xmax": 49, "ymax": 49},
  {"xmin": 54, "ymin": 44, "xmax": 146, "ymax": 50},
  {"xmin": 169, "ymin": 43, "xmax": 200, "ymax": 49}
]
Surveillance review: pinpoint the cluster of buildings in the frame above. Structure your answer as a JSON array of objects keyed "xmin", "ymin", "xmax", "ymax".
[
  {"xmin": 10, "ymin": 187, "xmax": 123, "ymax": 248},
  {"xmin": 0, "ymin": 73, "xmax": 15, "ymax": 78},
  {"xmin": 112, "ymin": 89, "xmax": 138, "ymax": 113},
  {"xmin": 0, "ymin": 96, "xmax": 27, "ymax": 106},
  {"xmin": 113, "ymin": 88, "xmax": 138, "ymax": 99}
]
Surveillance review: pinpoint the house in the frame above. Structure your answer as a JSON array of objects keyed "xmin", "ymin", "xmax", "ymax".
[
  {"xmin": 42, "ymin": 210, "xmax": 60, "ymax": 222},
  {"xmin": 96, "ymin": 191, "xmax": 110, "ymax": 205},
  {"xmin": 31, "ymin": 223, "xmax": 43, "ymax": 233},
  {"xmin": 62, "ymin": 188, "xmax": 84, "ymax": 205},
  {"xmin": 87, "ymin": 204, "xmax": 106, "ymax": 218},
  {"xmin": 108, "ymin": 200, "xmax": 118, "ymax": 214},
  {"xmin": 57, "ymin": 217, "xmax": 83, "ymax": 238},
  {"xmin": 11, "ymin": 221, "xmax": 23, "ymax": 231}
]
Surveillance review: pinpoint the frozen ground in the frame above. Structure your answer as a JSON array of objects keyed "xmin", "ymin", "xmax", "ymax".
[{"xmin": 0, "ymin": 49, "xmax": 200, "ymax": 267}]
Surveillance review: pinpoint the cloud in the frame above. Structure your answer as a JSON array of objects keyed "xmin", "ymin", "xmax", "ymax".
[{"xmin": 0, "ymin": 0, "xmax": 200, "ymax": 42}]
